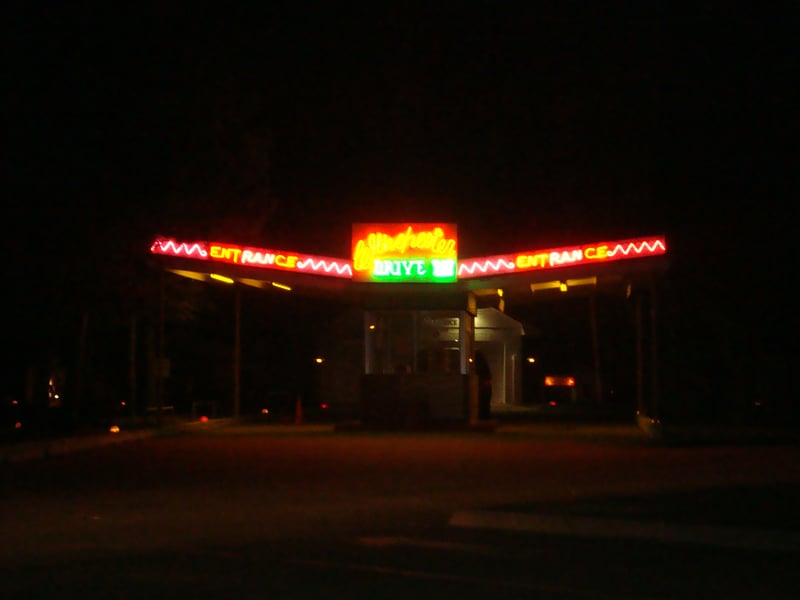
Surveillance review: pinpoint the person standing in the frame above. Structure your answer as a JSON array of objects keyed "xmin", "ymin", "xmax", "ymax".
[{"xmin": 475, "ymin": 351, "xmax": 492, "ymax": 420}]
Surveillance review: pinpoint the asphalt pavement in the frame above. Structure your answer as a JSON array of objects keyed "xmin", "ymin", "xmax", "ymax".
[
  {"xmin": 2, "ymin": 407, "xmax": 797, "ymax": 465},
  {"xmin": 2, "ymin": 415, "xmax": 799, "ymax": 598}
]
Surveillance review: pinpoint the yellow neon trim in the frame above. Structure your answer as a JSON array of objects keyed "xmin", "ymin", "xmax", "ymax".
[
  {"xmin": 530, "ymin": 280, "xmax": 562, "ymax": 292},
  {"xmin": 239, "ymin": 278, "xmax": 269, "ymax": 289},
  {"xmin": 565, "ymin": 277, "xmax": 597, "ymax": 287},
  {"xmin": 167, "ymin": 269, "xmax": 208, "ymax": 282},
  {"xmin": 210, "ymin": 273, "xmax": 234, "ymax": 284},
  {"xmin": 271, "ymin": 281, "xmax": 292, "ymax": 291}
]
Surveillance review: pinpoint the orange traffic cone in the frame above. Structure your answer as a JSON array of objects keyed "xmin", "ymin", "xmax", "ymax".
[{"xmin": 294, "ymin": 395, "xmax": 303, "ymax": 425}]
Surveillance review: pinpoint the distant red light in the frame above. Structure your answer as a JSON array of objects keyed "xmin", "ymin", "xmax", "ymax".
[
  {"xmin": 320, "ymin": 403, "xmax": 329, "ymax": 409},
  {"xmin": 200, "ymin": 415, "xmax": 209, "ymax": 422},
  {"xmin": 549, "ymin": 401, "xmax": 557, "ymax": 406},
  {"xmin": 544, "ymin": 375, "xmax": 575, "ymax": 387}
]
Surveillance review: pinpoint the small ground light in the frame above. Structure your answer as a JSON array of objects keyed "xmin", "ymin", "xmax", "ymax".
[
  {"xmin": 527, "ymin": 357, "xmax": 536, "ymax": 363},
  {"xmin": 320, "ymin": 403, "xmax": 328, "ymax": 409},
  {"xmin": 15, "ymin": 422, "xmax": 22, "ymax": 429},
  {"xmin": 261, "ymin": 408, "xmax": 270, "ymax": 415},
  {"xmin": 109, "ymin": 425, "xmax": 120, "ymax": 433},
  {"xmin": 200, "ymin": 415, "xmax": 209, "ymax": 422},
  {"xmin": 315, "ymin": 357, "xmax": 324, "ymax": 364}
]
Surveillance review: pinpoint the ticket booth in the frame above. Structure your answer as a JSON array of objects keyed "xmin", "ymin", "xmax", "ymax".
[
  {"xmin": 361, "ymin": 305, "xmax": 474, "ymax": 427},
  {"xmin": 359, "ymin": 305, "xmax": 525, "ymax": 426}
]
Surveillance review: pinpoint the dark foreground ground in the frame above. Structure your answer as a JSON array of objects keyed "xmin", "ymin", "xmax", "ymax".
[{"xmin": 1, "ymin": 416, "xmax": 798, "ymax": 598}]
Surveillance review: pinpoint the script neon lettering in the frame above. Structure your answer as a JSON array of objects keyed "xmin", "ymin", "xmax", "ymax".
[
  {"xmin": 584, "ymin": 245, "xmax": 608, "ymax": 260},
  {"xmin": 354, "ymin": 226, "xmax": 456, "ymax": 271},
  {"xmin": 353, "ymin": 241, "xmax": 372, "ymax": 271},
  {"xmin": 367, "ymin": 226, "xmax": 455, "ymax": 255},
  {"xmin": 210, "ymin": 245, "xmax": 242, "ymax": 263}
]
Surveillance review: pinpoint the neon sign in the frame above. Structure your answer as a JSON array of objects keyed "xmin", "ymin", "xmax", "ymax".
[
  {"xmin": 351, "ymin": 223, "xmax": 458, "ymax": 283},
  {"xmin": 150, "ymin": 239, "xmax": 208, "ymax": 258},
  {"xmin": 150, "ymin": 238, "xmax": 353, "ymax": 278},
  {"xmin": 457, "ymin": 236, "xmax": 666, "ymax": 279},
  {"xmin": 151, "ymin": 233, "xmax": 666, "ymax": 284},
  {"xmin": 209, "ymin": 243, "xmax": 301, "ymax": 270}
]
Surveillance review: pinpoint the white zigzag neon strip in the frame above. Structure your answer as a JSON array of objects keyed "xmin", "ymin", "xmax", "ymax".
[
  {"xmin": 296, "ymin": 258, "xmax": 353, "ymax": 276},
  {"xmin": 607, "ymin": 240, "xmax": 665, "ymax": 258},
  {"xmin": 458, "ymin": 258, "xmax": 516, "ymax": 277},
  {"xmin": 151, "ymin": 240, "xmax": 208, "ymax": 258}
]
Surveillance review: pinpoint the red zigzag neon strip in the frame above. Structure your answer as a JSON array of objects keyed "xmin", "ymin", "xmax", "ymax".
[
  {"xmin": 457, "ymin": 258, "xmax": 516, "ymax": 277},
  {"xmin": 151, "ymin": 240, "xmax": 208, "ymax": 258},
  {"xmin": 607, "ymin": 240, "xmax": 665, "ymax": 257},
  {"xmin": 297, "ymin": 258, "xmax": 353, "ymax": 276}
]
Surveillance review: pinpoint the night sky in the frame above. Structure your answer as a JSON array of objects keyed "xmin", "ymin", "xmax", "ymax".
[{"xmin": 3, "ymin": 4, "xmax": 796, "ymax": 399}]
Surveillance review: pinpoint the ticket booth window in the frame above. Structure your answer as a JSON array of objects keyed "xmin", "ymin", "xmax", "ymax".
[
  {"xmin": 416, "ymin": 314, "xmax": 461, "ymax": 374},
  {"xmin": 364, "ymin": 310, "xmax": 469, "ymax": 375}
]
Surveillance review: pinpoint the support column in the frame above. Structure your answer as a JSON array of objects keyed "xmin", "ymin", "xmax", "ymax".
[
  {"xmin": 466, "ymin": 294, "xmax": 479, "ymax": 423},
  {"xmin": 129, "ymin": 314, "xmax": 137, "ymax": 418},
  {"xmin": 649, "ymin": 278, "xmax": 660, "ymax": 422},
  {"xmin": 635, "ymin": 291, "xmax": 645, "ymax": 417},
  {"xmin": 157, "ymin": 270, "xmax": 165, "ymax": 425},
  {"xmin": 635, "ymin": 285, "xmax": 663, "ymax": 439},
  {"xmin": 233, "ymin": 285, "xmax": 241, "ymax": 419},
  {"xmin": 589, "ymin": 292, "xmax": 603, "ymax": 405}
]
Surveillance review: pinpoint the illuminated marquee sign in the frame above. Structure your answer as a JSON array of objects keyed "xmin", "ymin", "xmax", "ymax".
[
  {"xmin": 150, "ymin": 239, "xmax": 353, "ymax": 279},
  {"xmin": 351, "ymin": 223, "xmax": 458, "ymax": 283},
  {"xmin": 151, "ymin": 233, "xmax": 666, "ymax": 284},
  {"xmin": 457, "ymin": 236, "xmax": 667, "ymax": 279}
]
